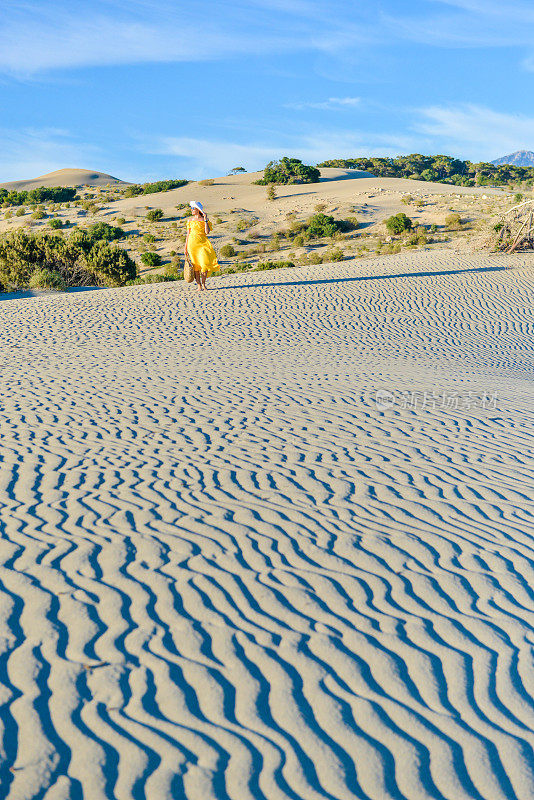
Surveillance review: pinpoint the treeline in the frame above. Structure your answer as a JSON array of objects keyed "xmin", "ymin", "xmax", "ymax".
[
  {"xmin": 0, "ymin": 186, "xmax": 77, "ymax": 207},
  {"xmin": 122, "ymin": 179, "xmax": 189, "ymax": 198},
  {"xmin": 317, "ymin": 154, "xmax": 534, "ymax": 187}
]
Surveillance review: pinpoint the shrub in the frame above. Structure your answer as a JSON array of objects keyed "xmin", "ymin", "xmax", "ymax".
[
  {"xmin": 32, "ymin": 209, "xmax": 46, "ymax": 220},
  {"xmin": 324, "ymin": 248, "xmax": 344, "ymax": 262},
  {"xmin": 141, "ymin": 251, "xmax": 162, "ymax": 267},
  {"xmin": 123, "ymin": 179, "xmax": 188, "ymax": 197},
  {"xmin": 146, "ymin": 209, "xmax": 164, "ymax": 222},
  {"xmin": 29, "ymin": 269, "xmax": 66, "ymax": 291},
  {"xmin": 267, "ymin": 184, "xmax": 277, "ymax": 201},
  {"xmin": 430, "ymin": 223, "xmax": 437, "ymax": 233},
  {"xmin": 144, "ymin": 233, "xmax": 156, "ymax": 243},
  {"xmin": 164, "ymin": 260, "xmax": 182, "ymax": 279},
  {"xmin": 116, "ymin": 217, "xmax": 126, "ymax": 225},
  {"xmin": 401, "ymin": 196, "xmax": 413, "ymax": 205},
  {"xmin": 4, "ymin": 211, "xmax": 12, "ymax": 220},
  {"xmin": 84, "ymin": 221, "xmax": 125, "ymax": 241},
  {"xmin": 514, "ymin": 193, "xmax": 524, "ymax": 203},
  {"xmin": 236, "ymin": 218, "xmax": 250, "ymax": 231},
  {"xmin": 48, "ymin": 218, "xmax": 64, "ymax": 229},
  {"xmin": 198, "ymin": 179, "xmax": 214, "ymax": 186},
  {"xmin": 84, "ymin": 241, "xmax": 137, "ymax": 286},
  {"xmin": 15, "ymin": 208, "xmax": 25, "ymax": 217},
  {"xmin": 385, "ymin": 213, "xmax": 413, "ymax": 234},
  {"xmin": 306, "ymin": 213, "xmax": 341, "ymax": 239},
  {"xmin": 257, "ymin": 157, "xmax": 320, "ymax": 185},
  {"xmin": 220, "ymin": 244, "xmax": 236, "ymax": 258},
  {"xmin": 343, "ymin": 216, "xmax": 360, "ymax": 231},
  {"xmin": 445, "ymin": 212, "xmax": 462, "ymax": 230},
  {"xmin": 314, "ymin": 203, "xmax": 326, "ymax": 212}
]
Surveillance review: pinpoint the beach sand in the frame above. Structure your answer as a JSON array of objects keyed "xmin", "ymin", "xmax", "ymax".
[{"xmin": 1, "ymin": 249, "xmax": 533, "ymax": 799}]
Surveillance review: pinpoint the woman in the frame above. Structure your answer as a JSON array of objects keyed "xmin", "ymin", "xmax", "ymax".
[{"xmin": 185, "ymin": 201, "xmax": 219, "ymax": 290}]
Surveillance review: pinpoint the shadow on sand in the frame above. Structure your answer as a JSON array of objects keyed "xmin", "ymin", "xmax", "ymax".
[
  {"xmin": 214, "ymin": 263, "xmax": 511, "ymax": 292},
  {"xmin": 0, "ymin": 286, "xmax": 102, "ymax": 303}
]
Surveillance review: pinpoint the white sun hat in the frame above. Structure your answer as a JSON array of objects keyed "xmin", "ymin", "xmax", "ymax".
[{"xmin": 189, "ymin": 200, "xmax": 204, "ymax": 213}]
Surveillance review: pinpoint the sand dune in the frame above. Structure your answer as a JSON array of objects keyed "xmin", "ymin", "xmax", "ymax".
[
  {"xmin": 0, "ymin": 249, "xmax": 533, "ymax": 799},
  {"xmin": 0, "ymin": 167, "xmax": 127, "ymax": 191}
]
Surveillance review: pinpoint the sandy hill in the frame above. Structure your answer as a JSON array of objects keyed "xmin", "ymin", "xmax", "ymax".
[{"xmin": 0, "ymin": 168, "xmax": 128, "ymax": 191}]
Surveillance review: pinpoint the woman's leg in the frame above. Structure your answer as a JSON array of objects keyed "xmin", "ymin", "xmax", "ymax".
[
  {"xmin": 194, "ymin": 269, "xmax": 202, "ymax": 290},
  {"xmin": 200, "ymin": 271, "xmax": 208, "ymax": 290}
]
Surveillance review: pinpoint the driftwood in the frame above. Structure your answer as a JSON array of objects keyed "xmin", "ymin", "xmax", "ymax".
[{"xmin": 495, "ymin": 199, "xmax": 534, "ymax": 252}]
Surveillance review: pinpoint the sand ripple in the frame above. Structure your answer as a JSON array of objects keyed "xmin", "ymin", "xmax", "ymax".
[{"xmin": 0, "ymin": 251, "xmax": 533, "ymax": 799}]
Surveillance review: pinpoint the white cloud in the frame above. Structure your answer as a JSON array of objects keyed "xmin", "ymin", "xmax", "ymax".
[
  {"xmin": 285, "ymin": 97, "xmax": 361, "ymax": 111},
  {"xmin": 414, "ymin": 104, "xmax": 534, "ymax": 159}
]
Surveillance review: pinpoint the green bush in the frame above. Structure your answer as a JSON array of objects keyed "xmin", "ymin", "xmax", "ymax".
[
  {"xmin": 29, "ymin": 269, "xmax": 67, "ymax": 291},
  {"xmin": 257, "ymin": 157, "xmax": 320, "ymax": 185},
  {"xmin": 141, "ymin": 251, "xmax": 162, "ymax": 267},
  {"xmin": 0, "ymin": 186, "xmax": 77, "ymax": 207},
  {"xmin": 306, "ymin": 213, "xmax": 341, "ymax": 239},
  {"xmin": 123, "ymin": 179, "xmax": 188, "ymax": 198},
  {"xmin": 32, "ymin": 209, "xmax": 46, "ymax": 220},
  {"xmin": 84, "ymin": 221, "xmax": 125, "ymax": 241},
  {"xmin": 0, "ymin": 229, "xmax": 136, "ymax": 291},
  {"xmin": 146, "ymin": 208, "xmax": 164, "ymax": 222},
  {"xmin": 144, "ymin": 233, "xmax": 156, "ymax": 243},
  {"xmin": 84, "ymin": 241, "xmax": 137, "ymax": 286},
  {"xmin": 116, "ymin": 217, "xmax": 126, "ymax": 225},
  {"xmin": 15, "ymin": 207, "xmax": 25, "ymax": 217},
  {"xmin": 220, "ymin": 244, "xmax": 236, "ymax": 258},
  {"xmin": 48, "ymin": 218, "xmax": 64, "ymax": 229},
  {"xmin": 385, "ymin": 213, "xmax": 413, "ymax": 234}
]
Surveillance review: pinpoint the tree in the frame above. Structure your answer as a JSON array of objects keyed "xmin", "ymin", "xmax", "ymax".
[
  {"xmin": 259, "ymin": 157, "xmax": 320, "ymax": 185},
  {"xmin": 306, "ymin": 213, "xmax": 340, "ymax": 239},
  {"xmin": 385, "ymin": 213, "xmax": 412, "ymax": 234},
  {"xmin": 229, "ymin": 167, "xmax": 247, "ymax": 174}
]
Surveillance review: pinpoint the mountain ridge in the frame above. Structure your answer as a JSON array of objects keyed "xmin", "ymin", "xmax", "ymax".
[{"xmin": 491, "ymin": 150, "xmax": 534, "ymax": 167}]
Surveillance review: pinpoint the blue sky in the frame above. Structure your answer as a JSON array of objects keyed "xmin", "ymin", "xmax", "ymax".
[{"xmin": 1, "ymin": 0, "xmax": 534, "ymax": 182}]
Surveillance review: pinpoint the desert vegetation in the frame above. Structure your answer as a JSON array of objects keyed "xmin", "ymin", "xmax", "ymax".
[
  {"xmin": 0, "ymin": 229, "xmax": 137, "ymax": 291},
  {"xmin": 122, "ymin": 179, "xmax": 188, "ymax": 198},
  {"xmin": 318, "ymin": 154, "xmax": 534, "ymax": 189},
  {"xmin": 0, "ymin": 186, "xmax": 77, "ymax": 207},
  {"xmin": 255, "ymin": 157, "xmax": 321, "ymax": 185}
]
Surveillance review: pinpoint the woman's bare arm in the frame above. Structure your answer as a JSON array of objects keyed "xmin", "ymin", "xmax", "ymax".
[{"xmin": 202, "ymin": 212, "xmax": 210, "ymax": 235}]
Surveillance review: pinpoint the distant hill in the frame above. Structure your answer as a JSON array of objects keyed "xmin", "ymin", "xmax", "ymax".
[
  {"xmin": 0, "ymin": 168, "xmax": 129, "ymax": 191},
  {"xmin": 491, "ymin": 151, "xmax": 534, "ymax": 167}
]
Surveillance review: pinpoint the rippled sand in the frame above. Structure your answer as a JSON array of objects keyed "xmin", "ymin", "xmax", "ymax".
[{"xmin": 1, "ymin": 250, "xmax": 533, "ymax": 800}]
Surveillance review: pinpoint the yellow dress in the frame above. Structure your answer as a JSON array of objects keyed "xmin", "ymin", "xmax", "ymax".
[{"xmin": 186, "ymin": 219, "xmax": 219, "ymax": 274}]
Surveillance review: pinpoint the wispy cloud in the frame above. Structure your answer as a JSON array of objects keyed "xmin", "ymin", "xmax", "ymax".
[
  {"xmin": 285, "ymin": 97, "xmax": 361, "ymax": 111},
  {"xmin": 0, "ymin": 128, "xmax": 101, "ymax": 183},
  {"xmin": 0, "ymin": 1, "xmax": 371, "ymax": 75},
  {"xmin": 413, "ymin": 104, "xmax": 534, "ymax": 159},
  {"xmin": 146, "ymin": 130, "xmax": 417, "ymax": 178}
]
